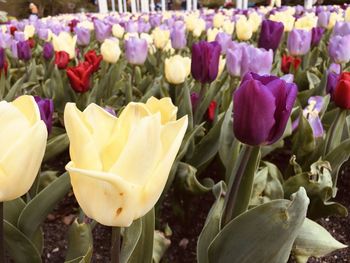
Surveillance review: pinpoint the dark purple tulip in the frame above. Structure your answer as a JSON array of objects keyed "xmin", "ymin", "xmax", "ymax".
[
  {"xmin": 75, "ymin": 27, "xmax": 91, "ymax": 46},
  {"xmin": 93, "ymin": 19, "xmax": 111, "ymax": 42},
  {"xmin": 0, "ymin": 48, "xmax": 5, "ymax": 69},
  {"xmin": 34, "ymin": 96, "xmax": 54, "ymax": 134},
  {"xmin": 233, "ymin": 72, "xmax": 297, "ymax": 146},
  {"xmin": 258, "ymin": 20, "xmax": 284, "ymax": 52},
  {"xmin": 43, "ymin": 42, "xmax": 54, "ymax": 60},
  {"xmin": 311, "ymin": 27, "xmax": 325, "ymax": 46},
  {"xmin": 326, "ymin": 64, "xmax": 340, "ymax": 96},
  {"xmin": 191, "ymin": 41, "xmax": 221, "ymax": 84},
  {"xmin": 215, "ymin": 32, "xmax": 232, "ymax": 55},
  {"xmin": 17, "ymin": 41, "xmax": 31, "ymax": 61},
  {"xmin": 170, "ymin": 21, "xmax": 186, "ymax": 50},
  {"xmin": 125, "ymin": 37, "xmax": 148, "ymax": 65}
]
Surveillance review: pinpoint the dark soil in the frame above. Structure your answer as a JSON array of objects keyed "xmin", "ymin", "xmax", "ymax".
[{"xmin": 41, "ymin": 162, "xmax": 350, "ymax": 263}]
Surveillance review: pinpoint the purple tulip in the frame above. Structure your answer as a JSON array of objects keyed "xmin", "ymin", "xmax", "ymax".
[
  {"xmin": 170, "ymin": 21, "xmax": 187, "ymax": 50},
  {"xmin": 75, "ymin": 27, "xmax": 91, "ymax": 46},
  {"xmin": 17, "ymin": 41, "xmax": 31, "ymax": 61},
  {"xmin": 328, "ymin": 35, "xmax": 350, "ymax": 64},
  {"xmin": 190, "ymin": 92, "xmax": 200, "ymax": 109},
  {"xmin": 226, "ymin": 42, "xmax": 246, "ymax": 77},
  {"xmin": 311, "ymin": 27, "xmax": 325, "ymax": 46},
  {"xmin": 0, "ymin": 32, "xmax": 11, "ymax": 49},
  {"xmin": 34, "ymin": 96, "xmax": 54, "ymax": 134},
  {"xmin": 37, "ymin": 28, "xmax": 50, "ymax": 40},
  {"xmin": 43, "ymin": 42, "xmax": 54, "ymax": 60},
  {"xmin": 14, "ymin": 32, "xmax": 25, "ymax": 42},
  {"xmin": 126, "ymin": 20, "xmax": 139, "ymax": 33},
  {"xmin": 191, "ymin": 41, "xmax": 221, "ymax": 84},
  {"xmin": 215, "ymin": 32, "xmax": 232, "ymax": 55},
  {"xmin": 125, "ymin": 37, "xmax": 148, "ymax": 65},
  {"xmin": 233, "ymin": 72, "xmax": 297, "ymax": 146},
  {"xmin": 258, "ymin": 20, "xmax": 284, "ymax": 52},
  {"xmin": 241, "ymin": 46, "xmax": 273, "ymax": 76},
  {"xmin": 149, "ymin": 15, "xmax": 162, "ymax": 27},
  {"xmin": 0, "ymin": 48, "xmax": 5, "ymax": 69},
  {"xmin": 137, "ymin": 21, "xmax": 151, "ymax": 33},
  {"xmin": 332, "ymin": 21, "xmax": 350, "ymax": 37},
  {"xmin": 287, "ymin": 29, "xmax": 312, "ymax": 56},
  {"xmin": 93, "ymin": 19, "xmax": 111, "ymax": 42},
  {"xmin": 317, "ymin": 11, "xmax": 330, "ymax": 28}
]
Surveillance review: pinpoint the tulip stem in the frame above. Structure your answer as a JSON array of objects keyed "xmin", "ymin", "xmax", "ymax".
[
  {"xmin": 111, "ymin": 227, "xmax": 120, "ymax": 263},
  {"xmin": 222, "ymin": 145, "xmax": 260, "ymax": 227},
  {"xmin": 0, "ymin": 202, "xmax": 5, "ymax": 263}
]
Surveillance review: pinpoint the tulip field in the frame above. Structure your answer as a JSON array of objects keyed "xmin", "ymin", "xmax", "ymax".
[{"xmin": 1, "ymin": 3, "xmax": 350, "ymax": 263}]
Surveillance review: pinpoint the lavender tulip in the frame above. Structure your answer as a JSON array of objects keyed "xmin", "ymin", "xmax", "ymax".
[
  {"xmin": 0, "ymin": 32, "xmax": 12, "ymax": 49},
  {"xmin": 226, "ymin": 42, "xmax": 246, "ymax": 77},
  {"xmin": 258, "ymin": 20, "xmax": 284, "ymax": 52},
  {"xmin": 14, "ymin": 32, "xmax": 25, "ymax": 42},
  {"xmin": 241, "ymin": 46, "xmax": 273, "ymax": 76},
  {"xmin": 311, "ymin": 27, "xmax": 325, "ymax": 46},
  {"xmin": 125, "ymin": 37, "xmax": 148, "ymax": 65},
  {"xmin": 93, "ymin": 19, "xmax": 111, "ymax": 42},
  {"xmin": 170, "ymin": 21, "xmax": 187, "ymax": 50},
  {"xmin": 37, "ymin": 28, "xmax": 50, "ymax": 40},
  {"xmin": 332, "ymin": 21, "xmax": 350, "ymax": 36},
  {"xmin": 17, "ymin": 41, "xmax": 31, "ymax": 61},
  {"xmin": 328, "ymin": 35, "xmax": 350, "ymax": 64},
  {"xmin": 191, "ymin": 41, "xmax": 221, "ymax": 84},
  {"xmin": 317, "ymin": 11, "xmax": 330, "ymax": 28},
  {"xmin": 233, "ymin": 72, "xmax": 297, "ymax": 146},
  {"xmin": 43, "ymin": 42, "xmax": 54, "ymax": 60},
  {"xmin": 126, "ymin": 21, "xmax": 139, "ymax": 33},
  {"xmin": 215, "ymin": 32, "xmax": 232, "ymax": 55},
  {"xmin": 75, "ymin": 27, "xmax": 91, "ymax": 46},
  {"xmin": 34, "ymin": 96, "xmax": 54, "ymax": 134},
  {"xmin": 287, "ymin": 29, "xmax": 312, "ymax": 56}
]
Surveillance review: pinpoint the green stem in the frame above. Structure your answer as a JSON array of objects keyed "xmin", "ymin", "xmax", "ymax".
[
  {"xmin": 222, "ymin": 145, "xmax": 260, "ymax": 226},
  {"xmin": 0, "ymin": 202, "xmax": 4, "ymax": 263},
  {"xmin": 111, "ymin": 227, "xmax": 120, "ymax": 263}
]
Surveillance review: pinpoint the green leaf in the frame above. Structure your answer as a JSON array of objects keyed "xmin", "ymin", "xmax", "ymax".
[
  {"xmin": 65, "ymin": 220, "xmax": 93, "ymax": 262},
  {"xmin": 197, "ymin": 181, "xmax": 226, "ymax": 263},
  {"xmin": 4, "ymin": 220, "xmax": 42, "ymax": 263},
  {"xmin": 208, "ymin": 188, "xmax": 309, "ymax": 263},
  {"xmin": 324, "ymin": 138, "xmax": 350, "ymax": 181},
  {"xmin": 292, "ymin": 112, "xmax": 315, "ymax": 159},
  {"xmin": 293, "ymin": 218, "xmax": 347, "ymax": 263},
  {"xmin": 152, "ymin": 231, "xmax": 171, "ymax": 263},
  {"xmin": 4, "ymin": 198, "xmax": 26, "ymax": 226},
  {"xmin": 43, "ymin": 133, "xmax": 70, "ymax": 162},
  {"xmin": 17, "ymin": 173, "xmax": 71, "ymax": 239},
  {"xmin": 120, "ymin": 218, "xmax": 142, "ymax": 263}
]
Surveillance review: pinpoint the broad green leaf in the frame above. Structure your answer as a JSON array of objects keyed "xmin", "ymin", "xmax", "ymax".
[
  {"xmin": 293, "ymin": 218, "xmax": 347, "ymax": 263},
  {"xmin": 208, "ymin": 188, "xmax": 309, "ymax": 263},
  {"xmin": 65, "ymin": 220, "xmax": 93, "ymax": 262},
  {"xmin": 17, "ymin": 173, "xmax": 71, "ymax": 239},
  {"xmin": 4, "ymin": 220, "xmax": 41, "ymax": 263},
  {"xmin": 292, "ymin": 113, "xmax": 315, "ymax": 159},
  {"xmin": 4, "ymin": 198, "xmax": 26, "ymax": 226},
  {"xmin": 43, "ymin": 133, "xmax": 70, "ymax": 162},
  {"xmin": 324, "ymin": 138, "xmax": 350, "ymax": 181},
  {"xmin": 120, "ymin": 218, "xmax": 142, "ymax": 263}
]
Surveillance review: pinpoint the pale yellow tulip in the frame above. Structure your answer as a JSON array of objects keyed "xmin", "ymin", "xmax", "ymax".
[
  {"xmin": 101, "ymin": 38, "xmax": 121, "ymax": 64},
  {"xmin": 165, "ymin": 55, "xmax": 191, "ymax": 84},
  {"xmin": 52, "ymin": 32, "xmax": 77, "ymax": 59}
]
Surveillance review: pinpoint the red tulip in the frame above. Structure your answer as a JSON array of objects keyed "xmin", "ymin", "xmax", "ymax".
[
  {"xmin": 10, "ymin": 26, "xmax": 17, "ymax": 36},
  {"xmin": 281, "ymin": 55, "xmax": 301, "ymax": 74},
  {"xmin": 55, "ymin": 51, "xmax": 70, "ymax": 70},
  {"xmin": 84, "ymin": 50, "xmax": 102, "ymax": 72},
  {"xmin": 27, "ymin": 38, "xmax": 36, "ymax": 49},
  {"xmin": 66, "ymin": 62, "xmax": 94, "ymax": 93},
  {"xmin": 333, "ymin": 72, "xmax": 350, "ymax": 109},
  {"xmin": 207, "ymin": 101, "xmax": 217, "ymax": 122}
]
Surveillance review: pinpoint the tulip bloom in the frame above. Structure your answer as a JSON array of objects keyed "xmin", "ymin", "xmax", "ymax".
[
  {"xmin": 124, "ymin": 37, "xmax": 148, "ymax": 65},
  {"xmin": 281, "ymin": 55, "xmax": 301, "ymax": 74},
  {"xmin": 170, "ymin": 21, "xmax": 187, "ymax": 50},
  {"xmin": 165, "ymin": 55, "xmax": 191, "ymax": 84},
  {"xmin": 226, "ymin": 42, "xmax": 246, "ymax": 77},
  {"xmin": 215, "ymin": 32, "xmax": 232, "ymax": 55},
  {"xmin": 328, "ymin": 35, "xmax": 350, "ymax": 64},
  {"xmin": 17, "ymin": 41, "xmax": 32, "ymax": 61},
  {"xmin": 191, "ymin": 41, "xmax": 221, "ymax": 84},
  {"xmin": 258, "ymin": 20, "xmax": 284, "ymax": 52},
  {"xmin": 287, "ymin": 29, "xmax": 312, "ymax": 56},
  {"xmin": 55, "ymin": 51, "xmax": 70, "ymax": 70},
  {"xmin": 302, "ymin": 96, "xmax": 325, "ymax": 138},
  {"xmin": 333, "ymin": 72, "xmax": 350, "ymax": 109},
  {"xmin": 66, "ymin": 62, "xmax": 94, "ymax": 93},
  {"xmin": 52, "ymin": 32, "xmax": 77, "ymax": 59},
  {"xmin": 64, "ymin": 97, "xmax": 188, "ymax": 226},
  {"xmin": 93, "ymin": 19, "xmax": 112, "ymax": 42},
  {"xmin": 233, "ymin": 72, "xmax": 297, "ymax": 145},
  {"xmin": 101, "ymin": 39, "xmax": 121, "ymax": 64},
  {"xmin": 311, "ymin": 27, "xmax": 325, "ymax": 46},
  {"xmin": 34, "ymin": 96, "xmax": 54, "ymax": 134},
  {"xmin": 0, "ymin": 95, "xmax": 47, "ymax": 201},
  {"xmin": 241, "ymin": 46, "xmax": 273, "ymax": 76},
  {"xmin": 84, "ymin": 50, "xmax": 102, "ymax": 72},
  {"xmin": 0, "ymin": 48, "xmax": 5, "ymax": 70},
  {"xmin": 75, "ymin": 27, "xmax": 91, "ymax": 46},
  {"xmin": 43, "ymin": 42, "xmax": 54, "ymax": 60}
]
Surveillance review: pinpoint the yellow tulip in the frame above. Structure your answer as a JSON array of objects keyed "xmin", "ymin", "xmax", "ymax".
[
  {"xmin": 192, "ymin": 19, "xmax": 206, "ymax": 37},
  {"xmin": 236, "ymin": 17, "xmax": 253, "ymax": 41},
  {"xmin": 207, "ymin": 28, "xmax": 222, "ymax": 42},
  {"xmin": 152, "ymin": 27, "xmax": 170, "ymax": 49},
  {"xmin": 327, "ymin": 12, "xmax": 344, "ymax": 29},
  {"xmin": 269, "ymin": 12, "xmax": 295, "ymax": 32},
  {"xmin": 165, "ymin": 55, "xmax": 191, "ymax": 84},
  {"xmin": 248, "ymin": 12, "xmax": 262, "ymax": 33},
  {"xmin": 64, "ymin": 98, "xmax": 188, "ymax": 226},
  {"xmin": 101, "ymin": 39, "xmax": 121, "ymax": 64},
  {"xmin": 213, "ymin": 13, "xmax": 225, "ymax": 28},
  {"xmin": 345, "ymin": 7, "xmax": 350, "ymax": 22},
  {"xmin": 222, "ymin": 20, "xmax": 235, "ymax": 35},
  {"xmin": 294, "ymin": 14, "xmax": 318, "ymax": 31},
  {"xmin": 24, "ymin": 25, "xmax": 35, "ymax": 40},
  {"xmin": 52, "ymin": 32, "xmax": 77, "ymax": 59},
  {"xmin": 112, "ymin": 24, "xmax": 125, "ymax": 38},
  {"xmin": 0, "ymin": 95, "xmax": 47, "ymax": 201},
  {"xmin": 216, "ymin": 56, "xmax": 226, "ymax": 79},
  {"xmin": 77, "ymin": 21, "xmax": 94, "ymax": 31}
]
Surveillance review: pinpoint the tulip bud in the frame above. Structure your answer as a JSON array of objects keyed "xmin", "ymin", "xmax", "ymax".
[
  {"xmin": 34, "ymin": 96, "xmax": 54, "ymax": 134},
  {"xmin": 165, "ymin": 55, "xmax": 191, "ymax": 84},
  {"xmin": 333, "ymin": 72, "xmax": 350, "ymax": 109},
  {"xmin": 101, "ymin": 39, "xmax": 121, "ymax": 64},
  {"xmin": 258, "ymin": 20, "xmax": 284, "ymax": 52},
  {"xmin": 233, "ymin": 72, "xmax": 297, "ymax": 146},
  {"xmin": 55, "ymin": 51, "xmax": 70, "ymax": 70},
  {"xmin": 311, "ymin": 27, "xmax": 325, "ymax": 46},
  {"xmin": 43, "ymin": 42, "xmax": 54, "ymax": 61},
  {"xmin": 125, "ymin": 37, "xmax": 148, "ymax": 65},
  {"xmin": 170, "ymin": 21, "xmax": 187, "ymax": 50}
]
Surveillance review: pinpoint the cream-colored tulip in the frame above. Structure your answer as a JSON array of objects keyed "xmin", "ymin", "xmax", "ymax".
[
  {"xmin": 64, "ymin": 98, "xmax": 188, "ymax": 226},
  {"xmin": 269, "ymin": 12, "xmax": 295, "ymax": 32},
  {"xmin": 165, "ymin": 55, "xmax": 191, "ymax": 84},
  {"xmin": 101, "ymin": 38, "xmax": 121, "ymax": 64},
  {"xmin": 248, "ymin": 12, "xmax": 262, "ymax": 33},
  {"xmin": 328, "ymin": 12, "xmax": 344, "ymax": 29},
  {"xmin": 77, "ymin": 21, "xmax": 94, "ymax": 31},
  {"xmin": 24, "ymin": 25, "xmax": 35, "ymax": 40},
  {"xmin": 152, "ymin": 27, "xmax": 170, "ymax": 49},
  {"xmin": 207, "ymin": 28, "xmax": 222, "ymax": 42},
  {"xmin": 193, "ymin": 19, "xmax": 206, "ymax": 37},
  {"xmin": 124, "ymin": 32, "xmax": 139, "ymax": 40},
  {"xmin": 345, "ymin": 7, "xmax": 350, "ymax": 22},
  {"xmin": 236, "ymin": 17, "xmax": 253, "ymax": 41},
  {"xmin": 0, "ymin": 95, "xmax": 47, "ymax": 201},
  {"xmin": 52, "ymin": 31, "xmax": 77, "ymax": 59},
  {"xmin": 213, "ymin": 13, "xmax": 225, "ymax": 28},
  {"xmin": 112, "ymin": 24, "xmax": 125, "ymax": 38},
  {"xmin": 294, "ymin": 14, "xmax": 318, "ymax": 31},
  {"xmin": 223, "ymin": 20, "xmax": 235, "ymax": 35},
  {"xmin": 216, "ymin": 56, "xmax": 226, "ymax": 79}
]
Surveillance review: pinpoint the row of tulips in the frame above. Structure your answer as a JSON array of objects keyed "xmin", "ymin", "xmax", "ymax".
[{"xmin": 0, "ymin": 4, "xmax": 349, "ymax": 263}]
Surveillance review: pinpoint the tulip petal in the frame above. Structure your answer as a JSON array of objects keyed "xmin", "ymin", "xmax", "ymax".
[
  {"xmin": 11, "ymin": 95, "xmax": 41, "ymax": 125},
  {"xmin": 0, "ymin": 121, "xmax": 47, "ymax": 201},
  {"xmin": 233, "ymin": 80, "xmax": 276, "ymax": 145},
  {"xmin": 66, "ymin": 162, "xmax": 139, "ymax": 227},
  {"xmin": 145, "ymin": 97, "xmax": 177, "ymax": 124}
]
